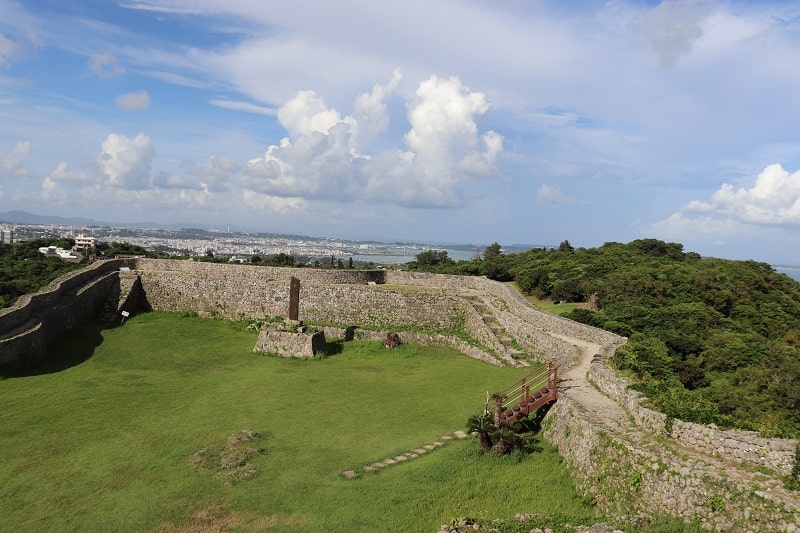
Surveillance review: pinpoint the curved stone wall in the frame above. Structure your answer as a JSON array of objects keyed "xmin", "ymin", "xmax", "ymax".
[{"xmin": 0, "ymin": 259, "xmax": 134, "ymax": 369}]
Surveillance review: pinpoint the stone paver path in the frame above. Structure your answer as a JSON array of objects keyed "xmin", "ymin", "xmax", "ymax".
[{"xmin": 342, "ymin": 430, "xmax": 470, "ymax": 478}]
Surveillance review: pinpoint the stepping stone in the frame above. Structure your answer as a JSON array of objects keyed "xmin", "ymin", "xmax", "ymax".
[
  {"xmin": 423, "ymin": 444, "xmax": 436, "ymax": 450},
  {"xmin": 407, "ymin": 453, "xmax": 418, "ymax": 459},
  {"xmin": 342, "ymin": 470, "xmax": 357, "ymax": 478},
  {"xmin": 371, "ymin": 463, "xmax": 385, "ymax": 469},
  {"xmin": 453, "ymin": 431, "xmax": 468, "ymax": 439},
  {"xmin": 433, "ymin": 441, "xmax": 444, "ymax": 446},
  {"xmin": 413, "ymin": 448, "xmax": 428, "ymax": 454},
  {"xmin": 383, "ymin": 458, "xmax": 397, "ymax": 465},
  {"xmin": 440, "ymin": 435, "xmax": 453, "ymax": 441},
  {"xmin": 363, "ymin": 466, "xmax": 377, "ymax": 473},
  {"xmin": 394, "ymin": 455, "xmax": 408, "ymax": 461}
]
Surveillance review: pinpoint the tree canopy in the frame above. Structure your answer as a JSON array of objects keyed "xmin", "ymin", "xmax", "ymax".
[{"xmin": 424, "ymin": 239, "xmax": 800, "ymax": 437}]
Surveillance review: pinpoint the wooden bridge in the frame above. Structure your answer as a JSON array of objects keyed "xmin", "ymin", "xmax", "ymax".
[{"xmin": 494, "ymin": 363, "xmax": 558, "ymax": 425}]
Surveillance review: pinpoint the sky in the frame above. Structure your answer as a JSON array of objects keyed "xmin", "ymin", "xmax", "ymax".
[{"xmin": 2, "ymin": 0, "xmax": 800, "ymax": 263}]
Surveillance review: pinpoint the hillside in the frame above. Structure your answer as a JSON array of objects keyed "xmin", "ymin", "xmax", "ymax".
[
  {"xmin": 0, "ymin": 239, "xmax": 85, "ymax": 308},
  {"xmin": 449, "ymin": 239, "xmax": 800, "ymax": 438}
]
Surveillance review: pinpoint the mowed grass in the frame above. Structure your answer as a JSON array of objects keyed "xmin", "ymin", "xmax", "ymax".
[{"xmin": 0, "ymin": 312, "xmax": 596, "ymax": 532}]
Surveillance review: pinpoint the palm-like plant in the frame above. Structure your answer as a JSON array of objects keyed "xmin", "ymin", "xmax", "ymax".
[
  {"xmin": 491, "ymin": 426, "xmax": 522, "ymax": 456},
  {"xmin": 466, "ymin": 412, "xmax": 496, "ymax": 452}
]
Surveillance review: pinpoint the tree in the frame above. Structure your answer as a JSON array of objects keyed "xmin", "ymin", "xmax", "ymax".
[
  {"xmin": 483, "ymin": 242, "xmax": 502, "ymax": 261},
  {"xmin": 558, "ymin": 240, "xmax": 575, "ymax": 253}
]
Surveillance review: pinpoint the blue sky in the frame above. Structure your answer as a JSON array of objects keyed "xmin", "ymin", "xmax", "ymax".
[{"xmin": 2, "ymin": 0, "xmax": 800, "ymax": 263}]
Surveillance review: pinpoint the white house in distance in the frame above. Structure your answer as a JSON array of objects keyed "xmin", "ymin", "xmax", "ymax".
[
  {"xmin": 74, "ymin": 234, "xmax": 94, "ymax": 249},
  {"xmin": 38, "ymin": 246, "xmax": 80, "ymax": 261}
]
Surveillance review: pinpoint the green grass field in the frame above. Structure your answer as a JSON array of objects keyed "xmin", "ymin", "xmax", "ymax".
[{"xmin": 0, "ymin": 312, "xmax": 597, "ymax": 532}]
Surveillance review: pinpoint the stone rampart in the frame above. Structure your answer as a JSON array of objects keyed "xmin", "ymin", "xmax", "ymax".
[
  {"xmin": 588, "ymin": 351, "xmax": 798, "ymax": 477},
  {"xmin": 544, "ymin": 393, "xmax": 800, "ymax": 532},
  {"xmin": 0, "ymin": 259, "xmax": 136, "ymax": 369},
  {"xmin": 127, "ymin": 262, "xmax": 468, "ymax": 331}
]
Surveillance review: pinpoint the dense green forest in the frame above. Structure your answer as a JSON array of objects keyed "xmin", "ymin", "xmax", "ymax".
[
  {"xmin": 408, "ymin": 239, "xmax": 800, "ymax": 438},
  {"xmin": 0, "ymin": 239, "xmax": 85, "ymax": 308}
]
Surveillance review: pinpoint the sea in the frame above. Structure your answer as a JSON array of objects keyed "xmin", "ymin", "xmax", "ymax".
[{"xmin": 775, "ymin": 266, "xmax": 800, "ymax": 282}]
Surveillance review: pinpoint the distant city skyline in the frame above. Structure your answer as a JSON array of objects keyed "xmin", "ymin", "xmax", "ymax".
[{"xmin": 2, "ymin": 2, "xmax": 800, "ymax": 264}]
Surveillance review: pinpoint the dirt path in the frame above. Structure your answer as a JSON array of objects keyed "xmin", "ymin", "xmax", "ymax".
[{"xmin": 549, "ymin": 334, "xmax": 634, "ymax": 437}]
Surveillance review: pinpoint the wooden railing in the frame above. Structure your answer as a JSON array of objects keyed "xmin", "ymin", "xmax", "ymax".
[{"xmin": 494, "ymin": 363, "xmax": 558, "ymax": 424}]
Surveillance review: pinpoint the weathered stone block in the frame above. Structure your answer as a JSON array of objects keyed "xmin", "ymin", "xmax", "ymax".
[{"xmin": 253, "ymin": 329, "xmax": 327, "ymax": 358}]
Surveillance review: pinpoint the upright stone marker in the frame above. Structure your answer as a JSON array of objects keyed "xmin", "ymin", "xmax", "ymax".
[{"xmin": 289, "ymin": 276, "xmax": 300, "ymax": 321}]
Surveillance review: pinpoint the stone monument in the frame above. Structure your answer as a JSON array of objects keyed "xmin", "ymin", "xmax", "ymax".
[{"xmin": 253, "ymin": 276, "xmax": 326, "ymax": 358}]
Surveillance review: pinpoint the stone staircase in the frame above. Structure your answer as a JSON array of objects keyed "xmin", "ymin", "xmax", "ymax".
[{"xmin": 467, "ymin": 296, "xmax": 530, "ymax": 367}]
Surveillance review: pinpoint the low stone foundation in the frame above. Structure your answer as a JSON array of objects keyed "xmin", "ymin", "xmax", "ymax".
[{"xmin": 253, "ymin": 329, "xmax": 327, "ymax": 358}]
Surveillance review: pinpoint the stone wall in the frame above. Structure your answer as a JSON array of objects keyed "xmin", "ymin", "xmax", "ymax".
[
  {"xmin": 588, "ymin": 351, "xmax": 798, "ymax": 477},
  {"xmin": 128, "ymin": 261, "xmax": 468, "ymax": 331},
  {"xmin": 0, "ymin": 259, "xmax": 136, "ymax": 369},
  {"xmin": 544, "ymin": 394, "xmax": 800, "ymax": 532}
]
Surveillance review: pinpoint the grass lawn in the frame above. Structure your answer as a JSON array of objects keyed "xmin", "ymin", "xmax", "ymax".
[{"xmin": 0, "ymin": 312, "xmax": 597, "ymax": 532}]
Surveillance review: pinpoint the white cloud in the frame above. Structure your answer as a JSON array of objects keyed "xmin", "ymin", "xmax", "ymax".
[
  {"xmin": 277, "ymin": 90, "xmax": 346, "ymax": 138},
  {"xmin": 351, "ymin": 68, "xmax": 402, "ymax": 145},
  {"xmin": 242, "ymin": 190, "xmax": 308, "ymax": 213},
  {"xmin": 41, "ymin": 176, "xmax": 69, "ymax": 203},
  {"xmin": 242, "ymin": 72, "xmax": 502, "ymax": 208},
  {"xmin": 47, "ymin": 161, "xmax": 92, "ymax": 184},
  {"xmin": 537, "ymin": 184, "xmax": 571, "ymax": 205},
  {"xmin": 97, "ymin": 133, "xmax": 155, "ymax": 189},
  {"xmin": 684, "ymin": 164, "xmax": 800, "ymax": 225},
  {"xmin": 89, "ymin": 52, "xmax": 125, "ymax": 78},
  {"xmin": 208, "ymin": 99, "xmax": 277, "ymax": 116},
  {"xmin": 114, "ymin": 91, "xmax": 151, "ymax": 110},
  {"xmin": 1, "ymin": 141, "xmax": 33, "ymax": 177}
]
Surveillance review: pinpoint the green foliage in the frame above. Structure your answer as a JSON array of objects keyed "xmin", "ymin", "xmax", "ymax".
[
  {"xmin": 406, "ymin": 249, "xmax": 455, "ymax": 272},
  {"xmin": 0, "ymin": 239, "xmax": 86, "ymax": 308},
  {"xmin": 417, "ymin": 238, "xmax": 800, "ymax": 437},
  {"xmin": 786, "ymin": 444, "xmax": 800, "ymax": 490},
  {"xmin": 95, "ymin": 240, "xmax": 148, "ymax": 257}
]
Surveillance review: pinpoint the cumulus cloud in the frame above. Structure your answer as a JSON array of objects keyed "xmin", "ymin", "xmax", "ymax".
[
  {"xmin": 114, "ymin": 91, "xmax": 151, "ymax": 110},
  {"xmin": 637, "ymin": 0, "xmax": 708, "ymax": 66},
  {"xmin": 41, "ymin": 176, "xmax": 69, "ymax": 203},
  {"xmin": 242, "ymin": 71, "xmax": 503, "ymax": 208},
  {"xmin": 1, "ymin": 141, "xmax": 33, "ymax": 177},
  {"xmin": 351, "ymin": 68, "xmax": 402, "ymax": 145},
  {"xmin": 684, "ymin": 164, "xmax": 800, "ymax": 225},
  {"xmin": 89, "ymin": 53, "xmax": 125, "ymax": 78},
  {"xmin": 650, "ymin": 212, "xmax": 745, "ymax": 246},
  {"xmin": 537, "ymin": 184, "xmax": 571, "ymax": 205},
  {"xmin": 47, "ymin": 161, "xmax": 92, "ymax": 184},
  {"xmin": 97, "ymin": 133, "xmax": 155, "ymax": 189}
]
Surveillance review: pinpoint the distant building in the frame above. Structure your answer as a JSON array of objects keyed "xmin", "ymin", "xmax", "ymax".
[
  {"xmin": 0, "ymin": 227, "xmax": 12, "ymax": 244},
  {"xmin": 74, "ymin": 234, "xmax": 95, "ymax": 249}
]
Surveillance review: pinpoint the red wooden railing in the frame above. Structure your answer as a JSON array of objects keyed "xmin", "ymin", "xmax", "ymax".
[{"xmin": 494, "ymin": 363, "xmax": 558, "ymax": 424}]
